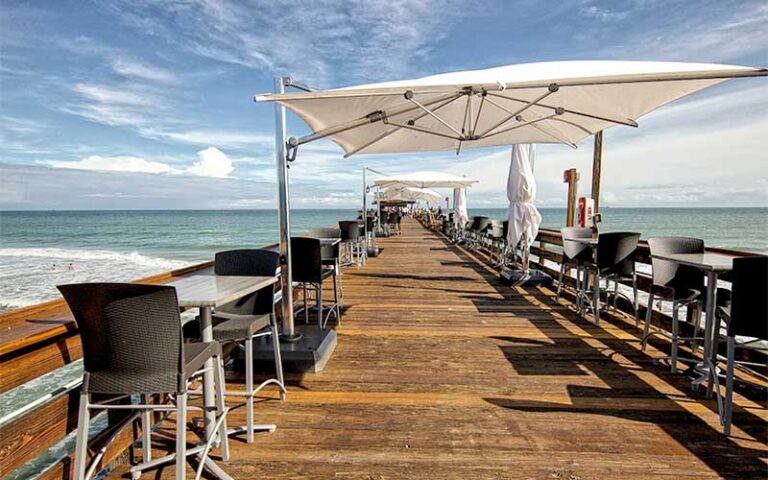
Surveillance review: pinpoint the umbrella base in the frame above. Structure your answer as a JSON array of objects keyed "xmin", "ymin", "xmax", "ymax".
[{"xmin": 500, "ymin": 268, "xmax": 552, "ymax": 287}]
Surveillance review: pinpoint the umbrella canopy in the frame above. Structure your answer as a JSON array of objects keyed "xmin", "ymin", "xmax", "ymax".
[
  {"xmin": 379, "ymin": 186, "xmax": 442, "ymax": 205},
  {"xmin": 453, "ymin": 187, "xmax": 469, "ymax": 229},
  {"xmin": 256, "ymin": 61, "xmax": 766, "ymax": 155},
  {"xmin": 373, "ymin": 171, "xmax": 477, "ymax": 189},
  {"xmin": 506, "ymin": 144, "xmax": 542, "ymax": 251}
]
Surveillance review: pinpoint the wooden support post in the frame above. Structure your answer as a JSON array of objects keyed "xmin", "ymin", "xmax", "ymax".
[
  {"xmin": 563, "ymin": 168, "xmax": 578, "ymax": 227},
  {"xmin": 591, "ymin": 131, "xmax": 603, "ymax": 213}
]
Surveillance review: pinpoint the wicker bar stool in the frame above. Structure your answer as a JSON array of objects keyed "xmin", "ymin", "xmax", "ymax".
[
  {"xmin": 209, "ymin": 249, "xmax": 286, "ymax": 443},
  {"xmin": 58, "ymin": 283, "xmax": 229, "ymax": 480}
]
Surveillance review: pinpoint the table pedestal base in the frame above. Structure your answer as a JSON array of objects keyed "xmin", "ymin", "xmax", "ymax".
[{"xmin": 250, "ymin": 325, "xmax": 337, "ymax": 373}]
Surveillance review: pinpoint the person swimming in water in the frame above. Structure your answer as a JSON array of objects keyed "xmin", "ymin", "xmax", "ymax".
[
  {"xmin": 50, "ymin": 263, "xmax": 58, "ymax": 272},
  {"xmin": 67, "ymin": 263, "xmax": 75, "ymax": 272}
]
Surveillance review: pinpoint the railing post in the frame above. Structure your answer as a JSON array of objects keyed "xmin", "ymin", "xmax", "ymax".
[{"xmin": 563, "ymin": 168, "xmax": 578, "ymax": 227}]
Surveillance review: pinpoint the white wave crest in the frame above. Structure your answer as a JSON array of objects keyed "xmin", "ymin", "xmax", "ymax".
[{"xmin": 0, "ymin": 248, "xmax": 194, "ymax": 312}]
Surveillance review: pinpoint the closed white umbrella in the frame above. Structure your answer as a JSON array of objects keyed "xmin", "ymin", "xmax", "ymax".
[
  {"xmin": 453, "ymin": 187, "xmax": 468, "ymax": 230},
  {"xmin": 506, "ymin": 144, "xmax": 542, "ymax": 272}
]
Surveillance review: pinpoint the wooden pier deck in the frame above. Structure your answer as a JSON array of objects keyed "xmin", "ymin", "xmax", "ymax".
[{"xmin": 114, "ymin": 218, "xmax": 766, "ymax": 479}]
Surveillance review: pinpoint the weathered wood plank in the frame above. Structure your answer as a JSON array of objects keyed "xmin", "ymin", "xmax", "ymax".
[{"xmin": 106, "ymin": 218, "xmax": 766, "ymax": 479}]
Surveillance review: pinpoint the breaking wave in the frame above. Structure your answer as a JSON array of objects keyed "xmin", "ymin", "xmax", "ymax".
[{"xmin": 0, "ymin": 248, "xmax": 192, "ymax": 312}]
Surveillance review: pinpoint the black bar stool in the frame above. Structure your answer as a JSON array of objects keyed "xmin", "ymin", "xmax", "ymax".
[
  {"xmin": 291, "ymin": 237, "xmax": 341, "ymax": 329},
  {"xmin": 58, "ymin": 283, "xmax": 229, "ymax": 480}
]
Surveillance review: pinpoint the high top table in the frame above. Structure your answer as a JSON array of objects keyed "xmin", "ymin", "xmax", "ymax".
[
  {"xmin": 649, "ymin": 252, "xmax": 736, "ymax": 390},
  {"xmin": 165, "ymin": 273, "xmax": 279, "ymax": 478}
]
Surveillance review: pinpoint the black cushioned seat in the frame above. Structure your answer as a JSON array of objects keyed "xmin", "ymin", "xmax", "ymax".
[{"xmin": 211, "ymin": 312, "xmax": 271, "ymax": 342}]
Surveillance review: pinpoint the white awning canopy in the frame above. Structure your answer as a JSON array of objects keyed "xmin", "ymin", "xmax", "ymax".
[
  {"xmin": 255, "ymin": 61, "xmax": 766, "ymax": 155},
  {"xmin": 378, "ymin": 186, "xmax": 442, "ymax": 205},
  {"xmin": 373, "ymin": 171, "xmax": 478, "ymax": 189}
]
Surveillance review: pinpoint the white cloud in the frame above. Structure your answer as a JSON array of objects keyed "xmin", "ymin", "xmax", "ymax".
[
  {"xmin": 74, "ymin": 83, "xmax": 155, "ymax": 106},
  {"xmin": 112, "ymin": 58, "xmax": 176, "ymax": 83},
  {"xmin": 41, "ymin": 148, "xmax": 241, "ymax": 179},
  {"xmin": 142, "ymin": 129, "xmax": 274, "ymax": 149},
  {"xmin": 188, "ymin": 147, "xmax": 234, "ymax": 178},
  {"xmin": 106, "ymin": 0, "xmax": 474, "ymax": 84},
  {"xmin": 45, "ymin": 155, "xmax": 180, "ymax": 174},
  {"xmin": 594, "ymin": 2, "xmax": 768, "ymax": 62}
]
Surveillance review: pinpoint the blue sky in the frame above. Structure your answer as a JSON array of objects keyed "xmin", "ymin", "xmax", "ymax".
[{"xmin": 1, "ymin": 0, "xmax": 766, "ymax": 209}]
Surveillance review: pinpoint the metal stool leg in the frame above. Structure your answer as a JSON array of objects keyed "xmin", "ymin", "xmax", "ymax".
[
  {"xmin": 141, "ymin": 394, "xmax": 152, "ymax": 463},
  {"xmin": 593, "ymin": 272, "xmax": 601, "ymax": 325},
  {"xmin": 175, "ymin": 393, "xmax": 187, "ymax": 480},
  {"xmin": 642, "ymin": 293, "xmax": 655, "ymax": 351},
  {"xmin": 245, "ymin": 336, "xmax": 255, "ymax": 443},
  {"xmin": 73, "ymin": 393, "xmax": 90, "ymax": 480},
  {"xmin": 317, "ymin": 283, "xmax": 324, "ymax": 329},
  {"xmin": 671, "ymin": 300, "xmax": 679, "ymax": 373},
  {"xmin": 213, "ymin": 356, "xmax": 229, "ymax": 459},
  {"xmin": 270, "ymin": 315, "xmax": 286, "ymax": 401}
]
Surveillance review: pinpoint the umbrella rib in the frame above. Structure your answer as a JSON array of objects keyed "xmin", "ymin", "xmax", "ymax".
[
  {"xmin": 482, "ymin": 94, "xmax": 575, "ymax": 144},
  {"xmin": 461, "ymin": 92, "xmax": 471, "ymax": 134},
  {"xmin": 487, "ymin": 92, "xmax": 639, "ymax": 127},
  {"xmin": 343, "ymin": 94, "xmax": 464, "ymax": 157},
  {"xmin": 470, "ymin": 92, "xmax": 486, "ymax": 137},
  {"xmin": 384, "ymin": 120, "xmax": 462, "ymax": 141},
  {"xmin": 549, "ymin": 117, "xmax": 594, "ymax": 136},
  {"xmin": 476, "ymin": 88, "xmax": 556, "ymax": 138},
  {"xmin": 295, "ymin": 92, "xmax": 460, "ymax": 147},
  {"xmin": 526, "ymin": 117, "xmax": 578, "ymax": 148},
  {"xmin": 482, "ymin": 114, "xmax": 558, "ymax": 139},
  {"xmin": 406, "ymin": 94, "xmax": 466, "ymax": 138}
]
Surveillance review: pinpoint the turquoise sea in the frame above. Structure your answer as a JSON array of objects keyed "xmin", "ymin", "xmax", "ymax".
[{"xmin": 0, "ymin": 208, "xmax": 766, "ymax": 312}]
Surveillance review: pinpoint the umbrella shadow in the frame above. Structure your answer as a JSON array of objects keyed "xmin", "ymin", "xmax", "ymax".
[{"xmin": 434, "ymin": 232, "xmax": 768, "ymax": 478}]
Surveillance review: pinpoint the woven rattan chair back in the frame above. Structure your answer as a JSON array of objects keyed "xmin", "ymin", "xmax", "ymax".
[
  {"xmin": 58, "ymin": 283, "xmax": 183, "ymax": 395},
  {"xmin": 215, "ymin": 249, "xmax": 279, "ymax": 316}
]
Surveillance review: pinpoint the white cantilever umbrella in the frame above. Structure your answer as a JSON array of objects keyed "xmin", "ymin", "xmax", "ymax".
[
  {"xmin": 257, "ymin": 61, "xmax": 766, "ymax": 156},
  {"xmin": 374, "ymin": 171, "xmax": 478, "ymax": 189},
  {"xmin": 506, "ymin": 144, "xmax": 542, "ymax": 272},
  {"xmin": 380, "ymin": 186, "xmax": 442, "ymax": 204},
  {"xmin": 256, "ymin": 60, "xmax": 765, "ymax": 341}
]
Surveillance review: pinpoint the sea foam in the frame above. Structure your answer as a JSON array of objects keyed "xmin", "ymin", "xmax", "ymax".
[{"xmin": 0, "ymin": 247, "xmax": 192, "ymax": 312}]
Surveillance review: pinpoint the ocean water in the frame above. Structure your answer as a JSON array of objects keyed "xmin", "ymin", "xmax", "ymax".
[{"xmin": 0, "ymin": 208, "xmax": 765, "ymax": 312}]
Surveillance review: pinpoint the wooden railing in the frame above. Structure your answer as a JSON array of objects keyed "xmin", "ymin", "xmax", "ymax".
[
  {"xmin": 0, "ymin": 243, "xmax": 281, "ymax": 479},
  {"xmin": 530, "ymin": 228, "xmax": 756, "ymax": 336}
]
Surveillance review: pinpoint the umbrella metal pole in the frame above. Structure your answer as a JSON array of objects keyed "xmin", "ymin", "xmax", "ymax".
[{"xmin": 274, "ymin": 76, "xmax": 301, "ymax": 342}]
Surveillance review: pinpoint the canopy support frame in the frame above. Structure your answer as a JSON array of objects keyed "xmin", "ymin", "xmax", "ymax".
[
  {"xmin": 483, "ymin": 94, "xmax": 577, "ymax": 147},
  {"xmin": 342, "ymin": 94, "xmax": 465, "ymax": 157},
  {"xmin": 477, "ymin": 84, "xmax": 558, "ymax": 137},
  {"xmin": 487, "ymin": 93, "xmax": 639, "ymax": 127}
]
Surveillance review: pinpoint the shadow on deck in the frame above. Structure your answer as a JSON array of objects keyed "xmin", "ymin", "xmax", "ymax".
[{"xmin": 112, "ymin": 218, "xmax": 766, "ymax": 479}]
